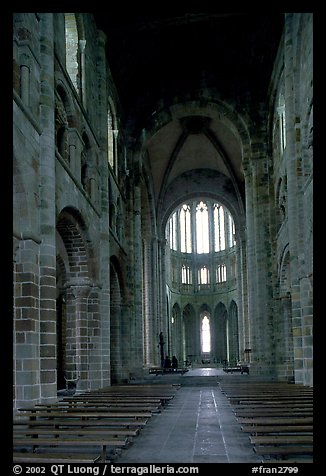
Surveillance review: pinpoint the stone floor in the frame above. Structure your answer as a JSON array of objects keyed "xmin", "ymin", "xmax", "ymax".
[{"xmin": 117, "ymin": 368, "xmax": 263, "ymax": 464}]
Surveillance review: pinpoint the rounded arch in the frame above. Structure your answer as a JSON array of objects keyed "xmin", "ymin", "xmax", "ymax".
[
  {"xmin": 56, "ymin": 81, "xmax": 77, "ymax": 127},
  {"xmin": 159, "ymin": 169, "xmax": 244, "ymax": 244},
  {"xmin": 139, "ymin": 97, "xmax": 251, "ymax": 156},
  {"xmin": 55, "ymin": 207, "xmax": 97, "ymax": 390},
  {"xmin": 56, "ymin": 206, "xmax": 96, "ymax": 283}
]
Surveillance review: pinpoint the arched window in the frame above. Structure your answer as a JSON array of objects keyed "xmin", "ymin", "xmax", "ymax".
[
  {"xmin": 169, "ymin": 211, "xmax": 178, "ymax": 251},
  {"xmin": 228, "ymin": 215, "xmax": 236, "ymax": 247},
  {"xmin": 108, "ymin": 100, "xmax": 119, "ymax": 175},
  {"xmin": 277, "ymin": 93, "xmax": 286, "ymax": 153},
  {"xmin": 181, "ymin": 264, "xmax": 192, "ymax": 284},
  {"xmin": 214, "ymin": 203, "xmax": 225, "ymax": 251},
  {"xmin": 196, "ymin": 201, "xmax": 209, "ymax": 253},
  {"xmin": 216, "ymin": 264, "xmax": 227, "ymax": 283},
  {"xmin": 168, "ymin": 200, "xmax": 235, "ymax": 254},
  {"xmin": 198, "ymin": 266, "xmax": 209, "ymax": 285},
  {"xmin": 201, "ymin": 314, "xmax": 211, "ymax": 353},
  {"xmin": 180, "ymin": 204, "xmax": 192, "ymax": 253},
  {"xmin": 64, "ymin": 14, "xmax": 80, "ymax": 93}
]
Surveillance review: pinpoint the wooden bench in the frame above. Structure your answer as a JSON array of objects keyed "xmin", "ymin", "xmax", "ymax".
[
  {"xmin": 32, "ymin": 403, "xmax": 161, "ymax": 413},
  {"xmin": 250, "ymin": 434, "xmax": 313, "ymax": 460},
  {"xmin": 67, "ymin": 393, "xmax": 176, "ymax": 405},
  {"xmin": 253, "ymin": 445, "xmax": 313, "ymax": 457},
  {"xmin": 234, "ymin": 409, "xmax": 312, "ymax": 417},
  {"xmin": 62, "ymin": 396, "xmax": 162, "ymax": 404},
  {"xmin": 17, "ymin": 411, "xmax": 153, "ymax": 420},
  {"xmin": 13, "ymin": 418, "xmax": 148, "ymax": 428},
  {"xmin": 237, "ymin": 417, "xmax": 313, "ymax": 426},
  {"xmin": 13, "ymin": 452, "xmax": 101, "ymax": 463},
  {"xmin": 20, "ymin": 405, "xmax": 158, "ymax": 413},
  {"xmin": 241, "ymin": 425, "xmax": 313, "ymax": 434},
  {"xmin": 250, "ymin": 435, "xmax": 313, "ymax": 445},
  {"xmin": 13, "ymin": 427, "xmax": 139, "ymax": 437},
  {"xmin": 13, "ymin": 435, "xmax": 129, "ymax": 462},
  {"xmin": 262, "ymin": 457, "xmax": 313, "ymax": 463}
]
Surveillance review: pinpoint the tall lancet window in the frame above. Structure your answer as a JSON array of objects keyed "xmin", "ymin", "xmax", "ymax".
[
  {"xmin": 181, "ymin": 264, "xmax": 192, "ymax": 284},
  {"xmin": 228, "ymin": 216, "xmax": 236, "ymax": 247},
  {"xmin": 196, "ymin": 201, "xmax": 209, "ymax": 253},
  {"xmin": 277, "ymin": 93, "xmax": 286, "ymax": 153},
  {"xmin": 180, "ymin": 204, "xmax": 192, "ymax": 253},
  {"xmin": 214, "ymin": 203, "xmax": 226, "ymax": 251},
  {"xmin": 64, "ymin": 14, "xmax": 80, "ymax": 94},
  {"xmin": 201, "ymin": 315, "xmax": 211, "ymax": 353},
  {"xmin": 198, "ymin": 266, "xmax": 209, "ymax": 284},
  {"xmin": 169, "ymin": 211, "xmax": 178, "ymax": 251}
]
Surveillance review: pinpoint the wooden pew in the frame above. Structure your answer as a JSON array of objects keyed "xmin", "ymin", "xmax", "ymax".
[
  {"xmin": 237, "ymin": 417, "xmax": 313, "ymax": 426},
  {"xmin": 13, "ymin": 427, "xmax": 139, "ymax": 438},
  {"xmin": 253, "ymin": 445, "xmax": 313, "ymax": 457},
  {"xmin": 234, "ymin": 409, "xmax": 312, "ymax": 417},
  {"xmin": 13, "ymin": 435, "xmax": 129, "ymax": 462},
  {"xmin": 250, "ymin": 435, "xmax": 313, "ymax": 445},
  {"xmin": 13, "ymin": 452, "xmax": 102, "ymax": 463},
  {"xmin": 17, "ymin": 410, "xmax": 153, "ymax": 420},
  {"xmin": 241, "ymin": 425, "xmax": 313, "ymax": 434},
  {"xmin": 32, "ymin": 402, "xmax": 162, "ymax": 412},
  {"xmin": 13, "ymin": 418, "xmax": 148, "ymax": 428}
]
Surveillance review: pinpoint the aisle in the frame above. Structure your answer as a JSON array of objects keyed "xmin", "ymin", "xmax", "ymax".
[{"xmin": 117, "ymin": 384, "xmax": 261, "ymax": 464}]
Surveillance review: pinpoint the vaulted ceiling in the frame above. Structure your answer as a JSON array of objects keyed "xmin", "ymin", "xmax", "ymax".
[{"xmin": 92, "ymin": 12, "xmax": 284, "ymax": 216}]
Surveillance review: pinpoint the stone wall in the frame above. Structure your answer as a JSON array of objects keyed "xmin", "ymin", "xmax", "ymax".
[{"xmin": 13, "ymin": 13, "xmax": 313, "ymax": 411}]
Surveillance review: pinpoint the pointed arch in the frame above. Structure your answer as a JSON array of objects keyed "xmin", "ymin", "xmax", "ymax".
[{"xmin": 211, "ymin": 302, "xmax": 228, "ymax": 364}]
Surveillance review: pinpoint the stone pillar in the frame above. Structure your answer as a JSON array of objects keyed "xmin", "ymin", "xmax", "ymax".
[
  {"xmin": 38, "ymin": 13, "xmax": 57, "ymax": 401},
  {"xmin": 65, "ymin": 282, "xmax": 92, "ymax": 391},
  {"xmin": 150, "ymin": 236, "xmax": 162, "ymax": 366},
  {"xmin": 245, "ymin": 151, "xmax": 275, "ymax": 377},
  {"xmin": 142, "ymin": 237, "xmax": 151, "ymax": 366},
  {"xmin": 158, "ymin": 237, "xmax": 169, "ymax": 364},
  {"xmin": 13, "ymin": 236, "xmax": 41, "ymax": 408},
  {"xmin": 284, "ymin": 14, "xmax": 310, "ymax": 385},
  {"xmin": 96, "ymin": 29, "xmax": 111, "ymax": 387},
  {"xmin": 129, "ymin": 180, "xmax": 144, "ymax": 376},
  {"xmin": 236, "ymin": 235, "xmax": 248, "ymax": 360}
]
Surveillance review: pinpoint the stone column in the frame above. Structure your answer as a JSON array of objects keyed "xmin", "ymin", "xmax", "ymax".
[
  {"xmin": 13, "ymin": 236, "xmax": 41, "ymax": 408},
  {"xmin": 284, "ymin": 14, "xmax": 308, "ymax": 385},
  {"xmin": 65, "ymin": 281, "xmax": 92, "ymax": 391},
  {"xmin": 158, "ymin": 238, "xmax": 168, "ymax": 366},
  {"xmin": 236, "ymin": 234, "xmax": 248, "ymax": 360},
  {"xmin": 245, "ymin": 151, "xmax": 275, "ymax": 377},
  {"xmin": 129, "ymin": 180, "xmax": 144, "ymax": 376},
  {"xmin": 38, "ymin": 13, "xmax": 57, "ymax": 401},
  {"xmin": 96, "ymin": 29, "xmax": 111, "ymax": 387}
]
